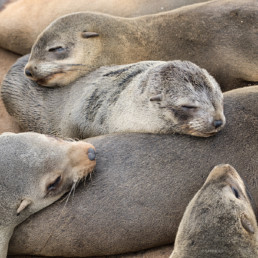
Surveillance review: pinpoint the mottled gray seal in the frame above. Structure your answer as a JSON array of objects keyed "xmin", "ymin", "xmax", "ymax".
[
  {"xmin": 0, "ymin": 0, "xmax": 210, "ymax": 55},
  {"xmin": 2, "ymin": 55, "xmax": 225, "ymax": 138},
  {"xmin": 7, "ymin": 86, "xmax": 258, "ymax": 257},
  {"xmin": 170, "ymin": 164, "xmax": 258, "ymax": 258},
  {"xmin": 0, "ymin": 132, "xmax": 96, "ymax": 258},
  {"xmin": 24, "ymin": 0, "xmax": 258, "ymax": 91}
]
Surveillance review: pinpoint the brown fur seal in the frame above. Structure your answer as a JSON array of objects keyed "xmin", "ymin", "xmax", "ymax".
[
  {"xmin": 7, "ymin": 86, "xmax": 258, "ymax": 257},
  {"xmin": 24, "ymin": 0, "xmax": 258, "ymax": 91},
  {"xmin": 0, "ymin": 132, "xmax": 96, "ymax": 258},
  {"xmin": 0, "ymin": 0, "xmax": 209, "ymax": 55},
  {"xmin": 2, "ymin": 55, "xmax": 225, "ymax": 138},
  {"xmin": 170, "ymin": 164, "xmax": 258, "ymax": 258}
]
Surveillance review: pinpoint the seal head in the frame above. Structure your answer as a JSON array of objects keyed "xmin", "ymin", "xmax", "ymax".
[
  {"xmin": 171, "ymin": 164, "xmax": 258, "ymax": 258},
  {"xmin": 0, "ymin": 132, "xmax": 96, "ymax": 258}
]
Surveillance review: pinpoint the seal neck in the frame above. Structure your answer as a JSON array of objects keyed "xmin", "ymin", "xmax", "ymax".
[{"xmin": 0, "ymin": 228, "xmax": 13, "ymax": 258}]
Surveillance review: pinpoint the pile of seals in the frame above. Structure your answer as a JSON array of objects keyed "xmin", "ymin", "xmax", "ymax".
[{"xmin": 0, "ymin": 0, "xmax": 257, "ymax": 257}]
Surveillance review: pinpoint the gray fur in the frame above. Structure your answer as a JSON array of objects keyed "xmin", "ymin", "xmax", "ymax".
[
  {"xmin": 0, "ymin": 132, "xmax": 96, "ymax": 258},
  {"xmin": 171, "ymin": 164, "xmax": 258, "ymax": 258},
  {"xmin": 2, "ymin": 55, "xmax": 225, "ymax": 139},
  {"xmin": 8, "ymin": 86, "xmax": 258, "ymax": 257}
]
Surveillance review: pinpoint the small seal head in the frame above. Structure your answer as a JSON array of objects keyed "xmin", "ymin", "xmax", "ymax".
[
  {"xmin": 147, "ymin": 61, "xmax": 225, "ymax": 137},
  {"xmin": 24, "ymin": 13, "xmax": 101, "ymax": 87},
  {"xmin": 0, "ymin": 132, "xmax": 96, "ymax": 258},
  {"xmin": 170, "ymin": 164, "xmax": 258, "ymax": 258}
]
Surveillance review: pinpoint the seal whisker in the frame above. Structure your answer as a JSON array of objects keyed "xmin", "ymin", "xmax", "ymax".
[{"xmin": 39, "ymin": 181, "xmax": 79, "ymax": 252}]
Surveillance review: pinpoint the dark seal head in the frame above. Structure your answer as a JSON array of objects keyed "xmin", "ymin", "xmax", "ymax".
[
  {"xmin": 171, "ymin": 164, "xmax": 258, "ymax": 258},
  {"xmin": 0, "ymin": 132, "xmax": 96, "ymax": 258}
]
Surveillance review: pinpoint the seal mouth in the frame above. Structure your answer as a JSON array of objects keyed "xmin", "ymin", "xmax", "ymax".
[
  {"xmin": 188, "ymin": 130, "xmax": 219, "ymax": 138},
  {"xmin": 35, "ymin": 72, "xmax": 65, "ymax": 86}
]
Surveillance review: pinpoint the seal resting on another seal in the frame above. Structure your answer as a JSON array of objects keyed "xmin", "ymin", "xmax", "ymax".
[
  {"xmin": 170, "ymin": 164, "xmax": 258, "ymax": 258},
  {"xmin": 2, "ymin": 55, "xmax": 225, "ymax": 138},
  {"xmin": 0, "ymin": 0, "xmax": 210, "ymax": 55},
  {"xmin": 7, "ymin": 86, "xmax": 258, "ymax": 257},
  {"xmin": 0, "ymin": 132, "xmax": 96, "ymax": 258},
  {"xmin": 24, "ymin": 0, "xmax": 258, "ymax": 91}
]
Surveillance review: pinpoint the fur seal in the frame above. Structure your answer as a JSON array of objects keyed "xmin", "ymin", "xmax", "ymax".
[
  {"xmin": 170, "ymin": 164, "xmax": 258, "ymax": 258},
  {"xmin": 24, "ymin": 0, "xmax": 258, "ymax": 91},
  {"xmin": 2, "ymin": 55, "xmax": 225, "ymax": 138},
  {"xmin": 0, "ymin": 0, "xmax": 209, "ymax": 55},
  {"xmin": 0, "ymin": 132, "xmax": 96, "ymax": 258},
  {"xmin": 7, "ymin": 86, "xmax": 258, "ymax": 257}
]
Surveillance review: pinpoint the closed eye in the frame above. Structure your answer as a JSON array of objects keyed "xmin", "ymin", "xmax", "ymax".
[
  {"xmin": 47, "ymin": 176, "xmax": 61, "ymax": 192},
  {"xmin": 181, "ymin": 105, "xmax": 197, "ymax": 110},
  {"xmin": 231, "ymin": 186, "xmax": 240, "ymax": 199},
  {"xmin": 48, "ymin": 46, "xmax": 65, "ymax": 52}
]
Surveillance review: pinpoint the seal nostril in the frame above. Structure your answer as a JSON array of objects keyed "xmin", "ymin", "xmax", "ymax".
[
  {"xmin": 213, "ymin": 120, "xmax": 223, "ymax": 129},
  {"xmin": 88, "ymin": 148, "xmax": 96, "ymax": 161},
  {"xmin": 25, "ymin": 69, "xmax": 33, "ymax": 78}
]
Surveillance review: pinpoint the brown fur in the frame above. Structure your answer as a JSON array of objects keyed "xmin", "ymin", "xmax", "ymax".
[
  {"xmin": 25, "ymin": 0, "xmax": 258, "ymax": 91},
  {"xmin": 0, "ymin": 132, "xmax": 96, "ymax": 258},
  {"xmin": 0, "ymin": 47, "xmax": 20, "ymax": 133},
  {"xmin": 7, "ymin": 86, "xmax": 258, "ymax": 257},
  {"xmin": 171, "ymin": 164, "xmax": 258, "ymax": 257},
  {"xmin": 0, "ymin": 0, "xmax": 209, "ymax": 55}
]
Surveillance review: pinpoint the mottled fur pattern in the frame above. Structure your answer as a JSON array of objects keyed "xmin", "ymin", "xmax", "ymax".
[
  {"xmin": 170, "ymin": 164, "xmax": 258, "ymax": 258},
  {"xmin": 2, "ymin": 55, "xmax": 225, "ymax": 139}
]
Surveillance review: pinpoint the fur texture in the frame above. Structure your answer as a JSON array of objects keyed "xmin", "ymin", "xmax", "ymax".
[
  {"xmin": 0, "ymin": 132, "xmax": 96, "ymax": 258},
  {"xmin": 24, "ymin": 0, "xmax": 258, "ymax": 91},
  {"xmin": 2, "ymin": 55, "xmax": 225, "ymax": 138},
  {"xmin": 171, "ymin": 164, "xmax": 258, "ymax": 258},
  {"xmin": 8, "ymin": 86, "xmax": 258, "ymax": 257}
]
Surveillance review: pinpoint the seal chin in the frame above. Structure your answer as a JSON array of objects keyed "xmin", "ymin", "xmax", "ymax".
[
  {"xmin": 36, "ymin": 72, "xmax": 65, "ymax": 87},
  {"xmin": 188, "ymin": 130, "xmax": 218, "ymax": 138}
]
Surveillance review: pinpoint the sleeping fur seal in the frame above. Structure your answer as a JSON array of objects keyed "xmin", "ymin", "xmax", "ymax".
[
  {"xmin": 7, "ymin": 86, "xmax": 258, "ymax": 257},
  {"xmin": 0, "ymin": 132, "xmax": 96, "ymax": 258},
  {"xmin": 2, "ymin": 55, "xmax": 225, "ymax": 138},
  {"xmin": 24, "ymin": 0, "xmax": 258, "ymax": 91},
  {"xmin": 170, "ymin": 164, "xmax": 258, "ymax": 258},
  {"xmin": 0, "ymin": 0, "xmax": 210, "ymax": 55}
]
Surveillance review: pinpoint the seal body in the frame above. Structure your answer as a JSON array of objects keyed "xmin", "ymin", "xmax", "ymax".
[
  {"xmin": 0, "ymin": 0, "xmax": 210, "ymax": 55},
  {"xmin": 170, "ymin": 164, "xmax": 258, "ymax": 258},
  {"xmin": 2, "ymin": 55, "xmax": 225, "ymax": 138},
  {"xmin": 0, "ymin": 132, "xmax": 96, "ymax": 258},
  {"xmin": 7, "ymin": 86, "xmax": 258, "ymax": 257},
  {"xmin": 24, "ymin": 0, "xmax": 258, "ymax": 91}
]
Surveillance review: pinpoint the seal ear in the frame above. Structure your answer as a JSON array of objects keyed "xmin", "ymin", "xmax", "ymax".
[
  {"xmin": 150, "ymin": 94, "xmax": 163, "ymax": 102},
  {"xmin": 240, "ymin": 213, "xmax": 255, "ymax": 234},
  {"xmin": 17, "ymin": 198, "xmax": 32, "ymax": 216},
  {"xmin": 81, "ymin": 31, "xmax": 99, "ymax": 39}
]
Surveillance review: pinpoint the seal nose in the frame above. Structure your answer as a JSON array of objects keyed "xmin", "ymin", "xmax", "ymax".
[
  {"xmin": 88, "ymin": 148, "xmax": 96, "ymax": 161},
  {"xmin": 25, "ymin": 69, "xmax": 33, "ymax": 78},
  {"xmin": 213, "ymin": 120, "xmax": 223, "ymax": 129}
]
